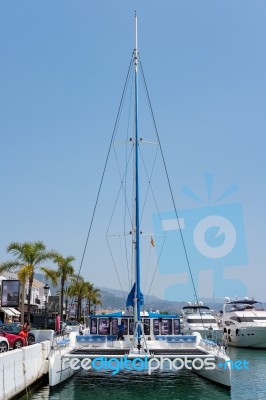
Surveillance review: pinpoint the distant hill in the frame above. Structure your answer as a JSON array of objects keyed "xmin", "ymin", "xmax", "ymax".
[
  {"xmin": 35, "ymin": 273, "xmax": 53, "ymax": 287},
  {"xmin": 90, "ymin": 288, "xmax": 223, "ymax": 313},
  {"xmin": 35, "ymin": 274, "xmax": 222, "ymax": 313},
  {"xmin": 99, "ymin": 286, "xmax": 186, "ymax": 313}
]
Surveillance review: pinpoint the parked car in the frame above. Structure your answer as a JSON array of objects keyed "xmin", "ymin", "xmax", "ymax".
[
  {"xmin": 31, "ymin": 316, "xmax": 55, "ymax": 329},
  {"xmin": 0, "ymin": 323, "xmax": 36, "ymax": 345},
  {"xmin": 0, "ymin": 336, "xmax": 9, "ymax": 352},
  {"xmin": 65, "ymin": 320, "xmax": 80, "ymax": 326},
  {"xmin": 0, "ymin": 329, "xmax": 26, "ymax": 349}
]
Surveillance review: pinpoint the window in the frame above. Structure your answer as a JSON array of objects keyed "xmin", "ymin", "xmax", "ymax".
[
  {"xmin": 143, "ymin": 319, "xmax": 150, "ymax": 335},
  {"xmin": 98, "ymin": 318, "xmax": 110, "ymax": 335},
  {"xmin": 187, "ymin": 318, "xmax": 216, "ymax": 324},
  {"xmin": 174, "ymin": 319, "xmax": 180, "ymax": 334},
  {"xmin": 161, "ymin": 319, "xmax": 172, "ymax": 335},
  {"xmin": 90, "ymin": 318, "xmax": 97, "ymax": 334},
  {"xmin": 121, "ymin": 318, "xmax": 128, "ymax": 335},
  {"xmin": 238, "ymin": 316, "xmax": 266, "ymax": 322},
  {"xmin": 153, "ymin": 319, "xmax": 159, "ymax": 335},
  {"xmin": 129, "ymin": 319, "xmax": 134, "ymax": 335},
  {"xmin": 111, "ymin": 318, "xmax": 118, "ymax": 335}
]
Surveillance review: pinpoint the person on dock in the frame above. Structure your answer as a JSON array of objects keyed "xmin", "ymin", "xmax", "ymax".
[
  {"xmin": 55, "ymin": 313, "xmax": 61, "ymax": 335},
  {"xmin": 117, "ymin": 321, "xmax": 125, "ymax": 340},
  {"xmin": 19, "ymin": 320, "xmax": 30, "ymax": 344}
]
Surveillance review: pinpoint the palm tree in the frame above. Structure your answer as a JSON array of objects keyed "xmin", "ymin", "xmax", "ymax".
[
  {"xmin": 56, "ymin": 285, "xmax": 75, "ymax": 320},
  {"xmin": 42, "ymin": 255, "xmax": 75, "ymax": 320},
  {"xmin": 63, "ymin": 286, "xmax": 73, "ymax": 320},
  {"xmin": 0, "ymin": 241, "xmax": 59, "ymax": 322},
  {"xmin": 68, "ymin": 280, "xmax": 101, "ymax": 319},
  {"xmin": 17, "ymin": 267, "xmax": 31, "ymax": 325},
  {"xmin": 86, "ymin": 285, "xmax": 102, "ymax": 315},
  {"xmin": 68, "ymin": 279, "xmax": 86, "ymax": 320}
]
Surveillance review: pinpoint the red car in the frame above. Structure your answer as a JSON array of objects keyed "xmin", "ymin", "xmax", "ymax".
[{"xmin": 0, "ymin": 329, "xmax": 26, "ymax": 349}]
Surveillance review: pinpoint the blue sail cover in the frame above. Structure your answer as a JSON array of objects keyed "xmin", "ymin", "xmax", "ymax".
[{"xmin": 126, "ymin": 283, "xmax": 144, "ymax": 307}]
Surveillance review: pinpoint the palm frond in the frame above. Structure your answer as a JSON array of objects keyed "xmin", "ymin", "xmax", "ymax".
[{"xmin": 40, "ymin": 267, "xmax": 58, "ymax": 286}]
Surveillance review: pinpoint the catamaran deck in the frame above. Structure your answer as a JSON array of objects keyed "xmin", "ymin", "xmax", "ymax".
[{"xmin": 68, "ymin": 348, "xmax": 209, "ymax": 356}]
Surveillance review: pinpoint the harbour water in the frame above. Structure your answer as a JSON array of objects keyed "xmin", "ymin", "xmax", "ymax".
[{"xmin": 22, "ymin": 348, "xmax": 266, "ymax": 400}]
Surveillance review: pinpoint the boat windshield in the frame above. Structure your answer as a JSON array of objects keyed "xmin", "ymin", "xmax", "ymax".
[
  {"xmin": 231, "ymin": 316, "xmax": 266, "ymax": 323},
  {"xmin": 187, "ymin": 318, "xmax": 217, "ymax": 324},
  {"xmin": 182, "ymin": 308, "xmax": 212, "ymax": 315}
]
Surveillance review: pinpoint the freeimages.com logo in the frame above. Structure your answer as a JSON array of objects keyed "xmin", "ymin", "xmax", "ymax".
[
  {"xmin": 64, "ymin": 355, "xmax": 216, "ymax": 375},
  {"xmin": 152, "ymin": 174, "xmax": 248, "ymax": 300},
  {"xmin": 218, "ymin": 359, "xmax": 250, "ymax": 370},
  {"xmin": 64, "ymin": 356, "xmax": 250, "ymax": 375}
]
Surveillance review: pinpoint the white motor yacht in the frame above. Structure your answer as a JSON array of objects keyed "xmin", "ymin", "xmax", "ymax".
[
  {"xmin": 181, "ymin": 302, "xmax": 222, "ymax": 340},
  {"xmin": 222, "ymin": 297, "xmax": 266, "ymax": 348}
]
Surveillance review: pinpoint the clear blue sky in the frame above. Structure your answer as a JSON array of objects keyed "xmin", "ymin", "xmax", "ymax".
[{"xmin": 0, "ymin": 1, "xmax": 265, "ymax": 302}]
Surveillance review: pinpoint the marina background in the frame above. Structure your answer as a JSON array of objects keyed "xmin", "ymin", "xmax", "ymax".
[
  {"xmin": 0, "ymin": 0, "xmax": 266, "ymax": 302},
  {"xmin": 1, "ymin": 2, "xmax": 265, "ymax": 398}
]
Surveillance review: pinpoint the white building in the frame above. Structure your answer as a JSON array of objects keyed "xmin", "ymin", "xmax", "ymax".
[{"xmin": 0, "ymin": 273, "xmax": 51, "ymax": 322}]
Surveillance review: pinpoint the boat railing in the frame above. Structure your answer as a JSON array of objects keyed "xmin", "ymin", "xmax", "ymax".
[
  {"xmin": 153, "ymin": 335, "xmax": 197, "ymax": 349},
  {"xmin": 76, "ymin": 334, "xmax": 117, "ymax": 348},
  {"xmin": 201, "ymin": 330, "xmax": 223, "ymax": 344},
  {"xmin": 199, "ymin": 338, "xmax": 227, "ymax": 355},
  {"xmin": 51, "ymin": 332, "xmax": 71, "ymax": 351}
]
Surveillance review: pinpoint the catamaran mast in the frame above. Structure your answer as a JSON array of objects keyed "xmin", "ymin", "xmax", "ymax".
[{"xmin": 133, "ymin": 12, "xmax": 141, "ymax": 328}]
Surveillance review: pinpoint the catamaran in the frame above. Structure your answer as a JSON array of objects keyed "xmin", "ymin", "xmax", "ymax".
[{"xmin": 49, "ymin": 14, "xmax": 231, "ymax": 388}]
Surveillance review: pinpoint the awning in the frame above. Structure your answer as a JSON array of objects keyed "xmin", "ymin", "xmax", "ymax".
[
  {"xmin": 8, "ymin": 307, "xmax": 21, "ymax": 316},
  {"xmin": 0, "ymin": 307, "xmax": 16, "ymax": 316}
]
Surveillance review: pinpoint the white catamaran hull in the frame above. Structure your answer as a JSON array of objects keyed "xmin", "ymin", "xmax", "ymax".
[
  {"xmin": 193, "ymin": 354, "xmax": 231, "ymax": 387},
  {"xmin": 49, "ymin": 333, "xmax": 231, "ymax": 388},
  {"xmin": 49, "ymin": 350, "xmax": 75, "ymax": 387},
  {"xmin": 49, "ymin": 353, "xmax": 231, "ymax": 388},
  {"xmin": 49, "ymin": 333, "xmax": 77, "ymax": 387}
]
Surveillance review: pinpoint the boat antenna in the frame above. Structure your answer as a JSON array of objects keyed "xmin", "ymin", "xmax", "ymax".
[{"xmin": 134, "ymin": 11, "xmax": 138, "ymax": 72}]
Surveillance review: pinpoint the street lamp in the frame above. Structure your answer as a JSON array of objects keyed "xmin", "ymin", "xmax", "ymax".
[
  {"xmin": 65, "ymin": 298, "xmax": 69, "ymax": 321},
  {"xmin": 75, "ymin": 299, "xmax": 78, "ymax": 321},
  {"xmin": 43, "ymin": 284, "xmax": 50, "ymax": 329}
]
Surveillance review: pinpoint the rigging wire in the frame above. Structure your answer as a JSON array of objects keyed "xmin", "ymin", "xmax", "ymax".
[
  {"xmin": 105, "ymin": 144, "xmax": 134, "ymax": 303},
  {"xmin": 137, "ymin": 143, "xmax": 167, "ymax": 304},
  {"xmin": 77, "ymin": 48, "xmax": 200, "ymax": 313},
  {"xmin": 76, "ymin": 57, "xmax": 133, "ymax": 282},
  {"xmin": 111, "ymin": 69, "xmax": 135, "ymax": 292},
  {"xmin": 139, "ymin": 59, "xmax": 200, "ymax": 306}
]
